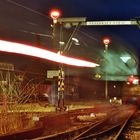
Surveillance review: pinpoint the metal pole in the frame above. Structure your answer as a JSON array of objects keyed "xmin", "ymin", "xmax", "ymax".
[
  {"xmin": 57, "ymin": 24, "xmax": 66, "ymax": 111},
  {"xmin": 105, "ymin": 44, "xmax": 108, "ymax": 99},
  {"xmin": 52, "ymin": 19, "xmax": 57, "ymax": 106},
  {"xmin": 52, "ymin": 19, "xmax": 57, "ymax": 51}
]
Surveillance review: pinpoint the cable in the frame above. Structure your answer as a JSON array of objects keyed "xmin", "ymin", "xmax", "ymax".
[
  {"xmin": 7, "ymin": 0, "xmax": 49, "ymax": 19},
  {"xmin": 20, "ymin": 30, "xmax": 53, "ymax": 38},
  {"xmin": 78, "ymin": 30, "xmax": 99, "ymax": 42}
]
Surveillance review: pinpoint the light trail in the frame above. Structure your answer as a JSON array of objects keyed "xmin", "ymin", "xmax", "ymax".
[{"xmin": 0, "ymin": 40, "xmax": 99, "ymax": 68}]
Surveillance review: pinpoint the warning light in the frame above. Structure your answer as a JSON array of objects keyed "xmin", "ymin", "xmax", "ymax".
[
  {"xmin": 103, "ymin": 38, "xmax": 111, "ymax": 45},
  {"xmin": 50, "ymin": 9, "xmax": 61, "ymax": 20},
  {"xmin": 127, "ymin": 75, "xmax": 139, "ymax": 85}
]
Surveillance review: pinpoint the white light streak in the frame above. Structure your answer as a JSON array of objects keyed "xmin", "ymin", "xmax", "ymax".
[{"xmin": 0, "ymin": 40, "xmax": 99, "ymax": 68}]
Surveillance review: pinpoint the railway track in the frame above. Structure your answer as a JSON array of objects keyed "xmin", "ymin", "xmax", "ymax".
[
  {"xmin": 32, "ymin": 104, "xmax": 137, "ymax": 140},
  {"xmin": 121, "ymin": 111, "xmax": 140, "ymax": 139},
  {"xmin": 74, "ymin": 114, "xmax": 131, "ymax": 140},
  {"xmin": 72, "ymin": 105, "xmax": 135, "ymax": 140},
  {"xmin": 33, "ymin": 119, "xmax": 105, "ymax": 140}
]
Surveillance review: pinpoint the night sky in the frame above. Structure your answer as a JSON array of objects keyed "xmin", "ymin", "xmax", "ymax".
[
  {"xmin": 0, "ymin": 0, "xmax": 140, "ymax": 80},
  {"xmin": 45, "ymin": 0, "xmax": 140, "ymax": 50}
]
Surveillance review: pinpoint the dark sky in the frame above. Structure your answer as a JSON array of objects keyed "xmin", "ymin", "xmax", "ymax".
[
  {"xmin": 4, "ymin": 0, "xmax": 140, "ymax": 51},
  {"xmin": 1, "ymin": 0, "xmax": 139, "ymax": 47},
  {"xmin": 49, "ymin": 0, "xmax": 140, "ymax": 19},
  {"xmin": 0, "ymin": 0, "xmax": 140, "ymax": 80},
  {"xmin": 46, "ymin": 0, "xmax": 140, "ymax": 49}
]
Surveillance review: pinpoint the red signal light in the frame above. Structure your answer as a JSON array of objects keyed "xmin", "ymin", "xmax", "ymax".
[
  {"xmin": 103, "ymin": 38, "xmax": 110, "ymax": 45},
  {"xmin": 127, "ymin": 75, "xmax": 139, "ymax": 85},
  {"xmin": 50, "ymin": 9, "xmax": 61, "ymax": 20}
]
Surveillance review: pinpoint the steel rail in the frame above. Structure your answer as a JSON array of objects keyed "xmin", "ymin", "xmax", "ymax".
[
  {"xmin": 32, "ymin": 119, "xmax": 105, "ymax": 140},
  {"xmin": 76, "ymin": 109, "xmax": 135, "ymax": 140},
  {"xmin": 113, "ymin": 113, "xmax": 133, "ymax": 140},
  {"xmin": 72, "ymin": 119, "xmax": 105, "ymax": 140}
]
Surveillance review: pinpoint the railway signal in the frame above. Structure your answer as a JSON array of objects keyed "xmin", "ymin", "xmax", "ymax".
[
  {"xmin": 50, "ymin": 9, "xmax": 61, "ymax": 22},
  {"xmin": 127, "ymin": 75, "xmax": 139, "ymax": 85}
]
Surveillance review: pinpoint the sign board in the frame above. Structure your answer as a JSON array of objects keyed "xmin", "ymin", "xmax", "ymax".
[
  {"xmin": 70, "ymin": 20, "xmax": 138, "ymax": 26},
  {"xmin": 85, "ymin": 21, "xmax": 135, "ymax": 26},
  {"xmin": 57, "ymin": 17, "xmax": 139, "ymax": 26},
  {"xmin": 47, "ymin": 70, "xmax": 59, "ymax": 78}
]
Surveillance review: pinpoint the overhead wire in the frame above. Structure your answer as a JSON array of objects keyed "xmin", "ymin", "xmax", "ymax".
[
  {"xmin": 7, "ymin": 0, "xmax": 50, "ymax": 19},
  {"xmin": 78, "ymin": 30, "xmax": 99, "ymax": 42},
  {"xmin": 7, "ymin": 0, "xmax": 53, "ymax": 40}
]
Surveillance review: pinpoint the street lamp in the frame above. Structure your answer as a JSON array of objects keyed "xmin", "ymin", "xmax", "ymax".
[
  {"xmin": 50, "ymin": 9, "xmax": 61, "ymax": 22},
  {"xmin": 103, "ymin": 38, "xmax": 110, "ymax": 51},
  {"xmin": 103, "ymin": 38, "xmax": 110, "ymax": 99},
  {"xmin": 50, "ymin": 9, "xmax": 64, "ymax": 110},
  {"xmin": 50, "ymin": 9, "xmax": 61, "ymax": 51}
]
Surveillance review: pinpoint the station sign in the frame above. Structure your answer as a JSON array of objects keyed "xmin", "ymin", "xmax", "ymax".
[{"xmin": 85, "ymin": 21, "xmax": 134, "ymax": 26}]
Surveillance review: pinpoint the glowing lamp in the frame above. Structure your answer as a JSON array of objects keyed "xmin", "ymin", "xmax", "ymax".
[
  {"xmin": 127, "ymin": 75, "xmax": 139, "ymax": 85},
  {"xmin": 50, "ymin": 9, "xmax": 61, "ymax": 20},
  {"xmin": 103, "ymin": 38, "xmax": 110, "ymax": 45}
]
